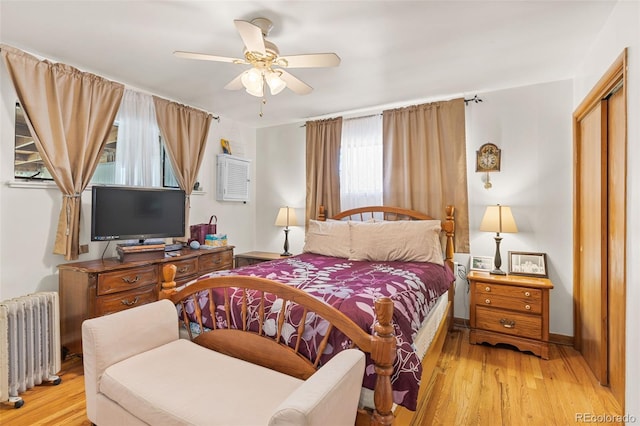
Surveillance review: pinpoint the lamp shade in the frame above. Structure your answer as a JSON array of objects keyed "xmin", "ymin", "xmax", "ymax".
[
  {"xmin": 265, "ymin": 71, "xmax": 287, "ymax": 95},
  {"xmin": 275, "ymin": 207, "xmax": 299, "ymax": 227},
  {"xmin": 479, "ymin": 205, "xmax": 518, "ymax": 234},
  {"xmin": 241, "ymin": 68, "xmax": 264, "ymax": 97}
]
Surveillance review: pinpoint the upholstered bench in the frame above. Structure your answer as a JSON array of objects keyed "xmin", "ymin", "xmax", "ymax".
[{"xmin": 82, "ymin": 299, "xmax": 365, "ymax": 425}]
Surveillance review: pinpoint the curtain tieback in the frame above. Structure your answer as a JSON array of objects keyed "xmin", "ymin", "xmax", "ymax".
[{"xmin": 63, "ymin": 193, "xmax": 82, "ymax": 235}]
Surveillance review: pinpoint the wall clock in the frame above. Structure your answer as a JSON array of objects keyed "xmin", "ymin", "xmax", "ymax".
[{"xmin": 476, "ymin": 143, "xmax": 501, "ymax": 172}]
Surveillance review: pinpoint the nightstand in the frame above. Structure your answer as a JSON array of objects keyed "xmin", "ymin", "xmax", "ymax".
[
  {"xmin": 468, "ymin": 271, "xmax": 553, "ymax": 359},
  {"xmin": 234, "ymin": 251, "xmax": 287, "ymax": 268}
]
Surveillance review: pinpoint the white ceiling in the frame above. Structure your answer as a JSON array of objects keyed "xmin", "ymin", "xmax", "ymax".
[{"xmin": 0, "ymin": 1, "xmax": 617, "ymax": 128}]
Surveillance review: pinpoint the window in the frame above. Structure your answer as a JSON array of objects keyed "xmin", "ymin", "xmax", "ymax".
[
  {"xmin": 339, "ymin": 115, "xmax": 383, "ymax": 211},
  {"xmin": 14, "ymin": 103, "xmax": 178, "ymax": 187},
  {"xmin": 14, "ymin": 103, "xmax": 118, "ymax": 181}
]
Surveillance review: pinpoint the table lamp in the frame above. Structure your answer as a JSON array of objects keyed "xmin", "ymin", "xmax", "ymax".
[
  {"xmin": 275, "ymin": 206, "xmax": 299, "ymax": 256},
  {"xmin": 479, "ymin": 204, "xmax": 518, "ymax": 275}
]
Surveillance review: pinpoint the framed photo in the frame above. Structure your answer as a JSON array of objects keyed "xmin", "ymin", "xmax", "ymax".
[
  {"xmin": 508, "ymin": 251, "xmax": 548, "ymax": 278},
  {"xmin": 470, "ymin": 255, "xmax": 494, "ymax": 272}
]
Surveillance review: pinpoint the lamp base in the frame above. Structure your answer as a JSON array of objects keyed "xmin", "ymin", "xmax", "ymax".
[
  {"xmin": 280, "ymin": 252, "xmax": 292, "ymax": 257},
  {"xmin": 490, "ymin": 268, "xmax": 507, "ymax": 276}
]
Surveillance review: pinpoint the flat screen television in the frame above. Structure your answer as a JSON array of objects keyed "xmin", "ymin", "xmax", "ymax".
[{"xmin": 91, "ymin": 185, "xmax": 186, "ymax": 243}]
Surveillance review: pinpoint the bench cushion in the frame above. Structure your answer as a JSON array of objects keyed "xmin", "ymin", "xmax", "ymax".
[{"xmin": 100, "ymin": 339, "xmax": 303, "ymax": 425}]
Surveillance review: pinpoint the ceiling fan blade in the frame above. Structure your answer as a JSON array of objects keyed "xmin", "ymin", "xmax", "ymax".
[
  {"xmin": 277, "ymin": 53, "xmax": 341, "ymax": 68},
  {"xmin": 224, "ymin": 72, "xmax": 245, "ymax": 91},
  {"xmin": 234, "ymin": 20, "xmax": 266, "ymax": 55},
  {"xmin": 278, "ymin": 70, "xmax": 313, "ymax": 95},
  {"xmin": 173, "ymin": 51, "xmax": 245, "ymax": 64}
]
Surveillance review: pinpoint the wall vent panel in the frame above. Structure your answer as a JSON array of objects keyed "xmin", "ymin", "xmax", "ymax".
[{"xmin": 216, "ymin": 154, "xmax": 251, "ymax": 202}]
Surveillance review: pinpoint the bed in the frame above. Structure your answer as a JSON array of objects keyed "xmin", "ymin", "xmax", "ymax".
[{"xmin": 160, "ymin": 205, "xmax": 456, "ymax": 425}]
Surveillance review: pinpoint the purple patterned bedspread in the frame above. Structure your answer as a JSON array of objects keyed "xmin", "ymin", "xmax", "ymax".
[{"xmin": 180, "ymin": 253, "xmax": 453, "ymax": 411}]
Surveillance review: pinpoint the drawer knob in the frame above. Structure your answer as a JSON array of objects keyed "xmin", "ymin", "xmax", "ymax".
[
  {"xmin": 525, "ymin": 304, "xmax": 531, "ymax": 310},
  {"xmin": 485, "ymin": 299, "xmax": 491, "ymax": 304},
  {"xmin": 485, "ymin": 286, "xmax": 491, "ymax": 292},
  {"xmin": 500, "ymin": 318, "xmax": 516, "ymax": 328},
  {"xmin": 178, "ymin": 267, "xmax": 190, "ymax": 273},
  {"xmin": 121, "ymin": 275, "xmax": 140, "ymax": 284},
  {"xmin": 121, "ymin": 297, "xmax": 139, "ymax": 307},
  {"xmin": 524, "ymin": 291, "xmax": 531, "ymax": 297}
]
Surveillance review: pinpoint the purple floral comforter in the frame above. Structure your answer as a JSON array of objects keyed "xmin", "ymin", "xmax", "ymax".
[{"xmin": 180, "ymin": 253, "xmax": 453, "ymax": 411}]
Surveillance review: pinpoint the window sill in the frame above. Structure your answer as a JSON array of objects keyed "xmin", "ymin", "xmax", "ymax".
[{"xmin": 7, "ymin": 180, "xmax": 59, "ymax": 189}]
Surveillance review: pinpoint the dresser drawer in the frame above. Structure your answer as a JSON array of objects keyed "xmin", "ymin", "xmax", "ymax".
[
  {"xmin": 475, "ymin": 306, "xmax": 542, "ymax": 340},
  {"xmin": 173, "ymin": 258, "xmax": 199, "ymax": 280},
  {"xmin": 199, "ymin": 250, "xmax": 233, "ymax": 272},
  {"xmin": 96, "ymin": 284, "xmax": 158, "ymax": 316},
  {"xmin": 97, "ymin": 265, "xmax": 158, "ymax": 296}
]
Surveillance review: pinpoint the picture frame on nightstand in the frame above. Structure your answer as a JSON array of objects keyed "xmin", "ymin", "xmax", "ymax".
[
  {"xmin": 470, "ymin": 255, "xmax": 494, "ymax": 272},
  {"xmin": 508, "ymin": 251, "xmax": 548, "ymax": 278}
]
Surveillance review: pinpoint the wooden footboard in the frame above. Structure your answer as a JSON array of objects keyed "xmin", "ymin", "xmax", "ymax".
[{"xmin": 160, "ymin": 272, "xmax": 396, "ymax": 426}]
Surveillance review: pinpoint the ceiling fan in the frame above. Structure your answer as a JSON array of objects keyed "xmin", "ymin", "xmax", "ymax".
[{"xmin": 174, "ymin": 17, "xmax": 340, "ymax": 98}]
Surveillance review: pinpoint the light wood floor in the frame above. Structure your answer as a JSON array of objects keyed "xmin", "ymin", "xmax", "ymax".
[{"xmin": 0, "ymin": 327, "xmax": 622, "ymax": 426}]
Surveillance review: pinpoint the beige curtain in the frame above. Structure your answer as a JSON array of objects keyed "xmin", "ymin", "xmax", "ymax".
[
  {"xmin": 1, "ymin": 45, "xmax": 124, "ymax": 260},
  {"xmin": 153, "ymin": 96, "xmax": 213, "ymax": 236},
  {"xmin": 305, "ymin": 117, "xmax": 342, "ymax": 224},
  {"xmin": 383, "ymin": 98, "xmax": 469, "ymax": 252}
]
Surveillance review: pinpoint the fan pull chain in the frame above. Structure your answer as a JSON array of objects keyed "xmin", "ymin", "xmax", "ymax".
[{"xmin": 259, "ymin": 97, "xmax": 266, "ymax": 117}]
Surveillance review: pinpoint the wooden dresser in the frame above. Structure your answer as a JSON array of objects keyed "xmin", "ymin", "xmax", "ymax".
[
  {"xmin": 58, "ymin": 246, "xmax": 234, "ymax": 357},
  {"xmin": 468, "ymin": 271, "xmax": 553, "ymax": 359}
]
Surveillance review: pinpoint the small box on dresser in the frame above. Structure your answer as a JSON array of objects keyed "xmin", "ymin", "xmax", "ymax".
[{"xmin": 468, "ymin": 271, "xmax": 553, "ymax": 359}]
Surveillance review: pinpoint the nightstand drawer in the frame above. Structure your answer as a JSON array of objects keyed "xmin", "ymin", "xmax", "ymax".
[
  {"xmin": 475, "ymin": 306, "xmax": 542, "ymax": 340},
  {"xmin": 97, "ymin": 265, "xmax": 158, "ymax": 295},
  {"xmin": 475, "ymin": 293, "xmax": 542, "ymax": 314},
  {"xmin": 475, "ymin": 282, "xmax": 542, "ymax": 300}
]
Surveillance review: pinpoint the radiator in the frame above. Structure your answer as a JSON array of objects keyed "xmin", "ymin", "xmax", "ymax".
[{"xmin": 0, "ymin": 292, "xmax": 62, "ymax": 408}]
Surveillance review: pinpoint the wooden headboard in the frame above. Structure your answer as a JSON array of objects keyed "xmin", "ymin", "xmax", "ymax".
[{"xmin": 317, "ymin": 205, "xmax": 456, "ymax": 271}]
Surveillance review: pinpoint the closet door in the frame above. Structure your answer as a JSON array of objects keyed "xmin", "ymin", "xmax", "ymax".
[
  {"xmin": 573, "ymin": 49, "xmax": 626, "ymax": 410},
  {"xmin": 606, "ymin": 84, "xmax": 626, "ymax": 406},
  {"xmin": 575, "ymin": 102, "xmax": 608, "ymax": 385}
]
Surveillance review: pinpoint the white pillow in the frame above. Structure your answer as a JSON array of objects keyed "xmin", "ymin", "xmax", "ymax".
[
  {"xmin": 348, "ymin": 220, "xmax": 444, "ymax": 265},
  {"xmin": 303, "ymin": 220, "xmax": 351, "ymax": 258}
]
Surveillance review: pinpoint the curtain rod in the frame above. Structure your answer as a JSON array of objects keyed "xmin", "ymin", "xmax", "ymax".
[
  {"xmin": 300, "ymin": 113, "xmax": 381, "ymax": 127},
  {"xmin": 464, "ymin": 95, "xmax": 483, "ymax": 105},
  {"xmin": 302, "ymin": 95, "xmax": 481, "ymax": 127}
]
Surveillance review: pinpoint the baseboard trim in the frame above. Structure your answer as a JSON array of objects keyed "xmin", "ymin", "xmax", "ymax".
[{"xmin": 549, "ymin": 333, "xmax": 574, "ymax": 346}]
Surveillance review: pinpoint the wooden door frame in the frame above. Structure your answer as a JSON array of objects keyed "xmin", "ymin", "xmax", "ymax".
[{"xmin": 573, "ymin": 49, "xmax": 627, "ymax": 409}]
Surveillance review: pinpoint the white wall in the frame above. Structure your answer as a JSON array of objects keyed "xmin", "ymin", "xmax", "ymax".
[
  {"xmin": 572, "ymin": 0, "xmax": 639, "ymax": 419},
  {"xmin": 254, "ymin": 79, "xmax": 574, "ymax": 336},
  {"xmin": 465, "ymin": 80, "xmax": 574, "ymax": 336},
  {"xmin": 255, "ymin": 123, "xmax": 306, "ymax": 255},
  {"xmin": 0, "ymin": 59, "xmax": 256, "ymax": 301}
]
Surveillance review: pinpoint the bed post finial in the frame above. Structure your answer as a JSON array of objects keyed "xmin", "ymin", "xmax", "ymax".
[
  {"xmin": 444, "ymin": 205, "xmax": 455, "ymax": 268},
  {"xmin": 371, "ymin": 297, "xmax": 395, "ymax": 426},
  {"xmin": 318, "ymin": 205, "xmax": 326, "ymax": 221},
  {"xmin": 160, "ymin": 263, "xmax": 177, "ymax": 299}
]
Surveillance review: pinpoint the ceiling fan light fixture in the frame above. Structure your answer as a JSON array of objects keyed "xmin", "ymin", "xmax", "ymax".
[
  {"xmin": 266, "ymin": 71, "xmax": 286, "ymax": 95},
  {"xmin": 241, "ymin": 68, "xmax": 264, "ymax": 97}
]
